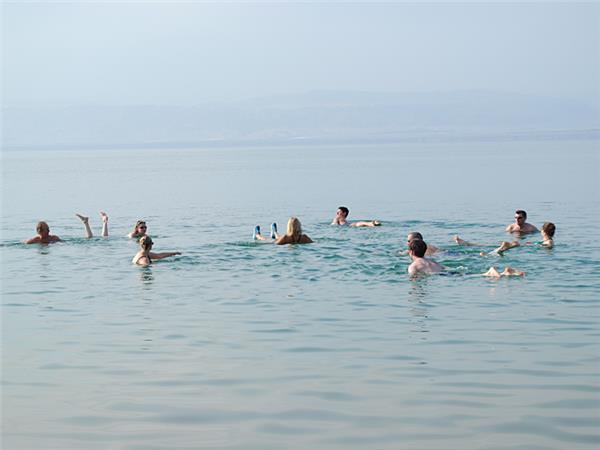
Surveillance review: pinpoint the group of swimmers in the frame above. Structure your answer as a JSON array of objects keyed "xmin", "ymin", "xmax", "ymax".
[
  {"xmin": 25, "ymin": 207, "xmax": 554, "ymax": 275},
  {"xmin": 25, "ymin": 214, "xmax": 181, "ymax": 266},
  {"xmin": 404, "ymin": 209, "xmax": 555, "ymax": 277}
]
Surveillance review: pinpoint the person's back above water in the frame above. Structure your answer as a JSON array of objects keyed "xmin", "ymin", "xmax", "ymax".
[
  {"xmin": 506, "ymin": 209, "xmax": 538, "ymax": 234},
  {"xmin": 254, "ymin": 217, "xmax": 313, "ymax": 244},
  {"xmin": 132, "ymin": 235, "xmax": 181, "ymax": 266},
  {"xmin": 25, "ymin": 221, "xmax": 61, "ymax": 244},
  {"xmin": 331, "ymin": 206, "xmax": 380, "ymax": 227},
  {"xmin": 407, "ymin": 239, "xmax": 443, "ymax": 276}
]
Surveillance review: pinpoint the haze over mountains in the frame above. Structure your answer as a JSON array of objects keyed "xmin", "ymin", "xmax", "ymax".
[{"xmin": 3, "ymin": 90, "xmax": 599, "ymax": 150}]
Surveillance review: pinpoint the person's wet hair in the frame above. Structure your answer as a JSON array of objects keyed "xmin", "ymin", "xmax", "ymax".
[
  {"xmin": 140, "ymin": 235, "xmax": 153, "ymax": 250},
  {"xmin": 287, "ymin": 217, "xmax": 303, "ymax": 241},
  {"xmin": 36, "ymin": 221, "xmax": 49, "ymax": 234},
  {"xmin": 407, "ymin": 232, "xmax": 423, "ymax": 242},
  {"xmin": 515, "ymin": 210, "xmax": 527, "ymax": 220},
  {"xmin": 542, "ymin": 222, "xmax": 555, "ymax": 238},
  {"xmin": 338, "ymin": 206, "xmax": 349, "ymax": 217},
  {"xmin": 409, "ymin": 239, "xmax": 427, "ymax": 258}
]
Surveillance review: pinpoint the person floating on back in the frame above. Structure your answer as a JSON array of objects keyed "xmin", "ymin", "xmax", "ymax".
[
  {"xmin": 132, "ymin": 235, "xmax": 181, "ymax": 266},
  {"xmin": 25, "ymin": 221, "xmax": 61, "ymax": 244},
  {"xmin": 331, "ymin": 206, "xmax": 381, "ymax": 227},
  {"xmin": 506, "ymin": 209, "xmax": 538, "ymax": 234},
  {"xmin": 456, "ymin": 222, "xmax": 556, "ymax": 256},
  {"xmin": 254, "ymin": 217, "xmax": 313, "ymax": 245}
]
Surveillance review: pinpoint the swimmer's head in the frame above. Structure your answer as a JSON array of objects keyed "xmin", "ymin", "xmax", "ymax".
[
  {"xmin": 337, "ymin": 206, "xmax": 349, "ymax": 218},
  {"xmin": 287, "ymin": 217, "xmax": 302, "ymax": 239},
  {"xmin": 140, "ymin": 235, "xmax": 154, "ymax": 250},
  {"xmin": 515, "ymin": 210, "xmax": 527, "ymax": 222},
  {"xmin": 36, "ymin": 221, "xmax": 50, "ymax": 235},
  {"xmin": 407, "ymin": 232, "xmax": 423, "ymax": 243},
  {"xmin": 542, "ymin": 222, "xmax": 555, "ymax": 238},
  {"xmin": 134, "ymin": 220, "xmax": 147, "ymax": 234},
  {"xmin": 408, "ymin": 239, "xmax": 427, "ymax": 258}
]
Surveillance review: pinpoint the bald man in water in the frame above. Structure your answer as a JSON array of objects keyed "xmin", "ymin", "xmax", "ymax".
[{"xmin": 25, "ymin": 221, "xmax": 61, "ymax": 244}]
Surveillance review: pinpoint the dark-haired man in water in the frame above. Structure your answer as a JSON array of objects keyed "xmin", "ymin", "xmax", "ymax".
[
  {"xmin": 506, "ymin": 209, "xmax": 538, "ymax": 234},
  {"xmin": 331, "ymin": 206, "xmax": 381, "ymax": 227},
  {"xmin": 407, "ymin": 239, "xmax": 443, "ymax": 276}
]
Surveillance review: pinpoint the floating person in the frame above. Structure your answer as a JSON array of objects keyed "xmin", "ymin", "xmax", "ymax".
[
  {"xmin": 25, "ymin": 221, "xmax": 61, "ymax": 244},
  {"xmin": 254, "ymin": 217, "xmax": 313, "ymax": 245},
  {"xmin": 128, "ymin": 220, "xmax": 148, "ymax": 239},
  {"xmin": 76, "ymin": 211, "xmax": 109, "ymax": 238},
  {"xmin": 457, "ymin": 222, "xmax": 556, "ymax": 256},
  {"xmin": 407, "ymin": 239, "xmax": 443, "ymax": 276},
  {"xmin": 132, "ymin": 235, "xmax": 181, "ymax": 266},
  {"xmin": 506, "ymin": 209, "xmax": 538, "ymax": 234},
  {"xmin": 331, "ymin": 206, "xmax": 381, "ymax": 227},
  {"xmin": 408, "ymin": 239, "xmax": 525, "ymax": 277}
]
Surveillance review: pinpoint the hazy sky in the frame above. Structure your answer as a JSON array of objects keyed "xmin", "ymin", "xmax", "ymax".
[{"xmin": 2, "ymin": 2, "xmax": 599, "ymax": 107}]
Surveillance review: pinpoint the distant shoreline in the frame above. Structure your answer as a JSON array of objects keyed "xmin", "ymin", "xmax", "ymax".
[{"xmin": 2, "ymin": 128, "xmax": 598, "ymax": 152}]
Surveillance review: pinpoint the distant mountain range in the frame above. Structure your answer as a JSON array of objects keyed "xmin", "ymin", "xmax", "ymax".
[{"xmin": 2, "ymin": 90, "xmax": 599, "ymax": 149}]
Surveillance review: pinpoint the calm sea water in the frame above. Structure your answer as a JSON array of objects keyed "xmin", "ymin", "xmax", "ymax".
[{"xmin": 2, "ymin": 140, "xmax": 599, "ymax": 450}]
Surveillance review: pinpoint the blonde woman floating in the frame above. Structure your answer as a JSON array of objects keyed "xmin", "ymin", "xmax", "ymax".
[
  {"xmin": 25, "ymin": 221, "xmax": 61, "ymax": 244},
  {"xmin": 253, "ymin": 217, "xmax": 313, "ymax": 245},
  {"xmin": 76, "ymin": 211, "xmax": 109, "ymax": 238},
  {"xmin": 132, "ymin": 235, "xmax": 181, "ymax": 266},
  {"xmin": 128, "ymin": 220, "xmax": 148, "ymax": 239}
]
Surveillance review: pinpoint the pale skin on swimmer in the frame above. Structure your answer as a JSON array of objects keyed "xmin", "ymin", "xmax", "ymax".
[
  {"xmin": 407, "ymin": 239, "xmax": 443, "ymax": 276},
  {"xmin": 132, "ymin": 236, "xmax": 181, "ymax": 266},
  {"xmin": 331, "ymin": 207, "xmax": 381, "ymax": 227},
  {"xmin": 254, "ymin": 217, "xmax": 313, "ymax": 245},
  {"xmin": 400, "ymin": 232, "xmax": 440, "ymax": 256},
  {"xmin": 25, "ymin": 221, "xmax": 61, "ymax": 244},
  {"xmin": 408, "ymin": 239, "xmax": 525, "ymax": 277},
  {"xmin": 455, "ymin": 222, "xmax": 555, "ymax": 256},
  {"xmin": 505, "ymin": 210, "xmax": 538, "ymax": 234},
  {"xmin": 76, "ymin": 211, "xmax": 109, "ymax": 238},
  {"xmin": 128, "ymin": 220, "xmax": 148, "ymax": 239}
]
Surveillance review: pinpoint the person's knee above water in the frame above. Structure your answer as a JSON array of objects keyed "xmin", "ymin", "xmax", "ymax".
[
  {"xmin": 407, "ymin": 239, "xmax": 443, "ymax": 276},
  {"xmin": 331, "ymin": 206, "xmax": 380, "ymax": 227},
  {"xmin": 482, "ymin": 266, "xmax": 525, "ymax": 277},
  {"xmin": 25, "ymin": 221, "xmax": 61, "ymax": 244}
]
